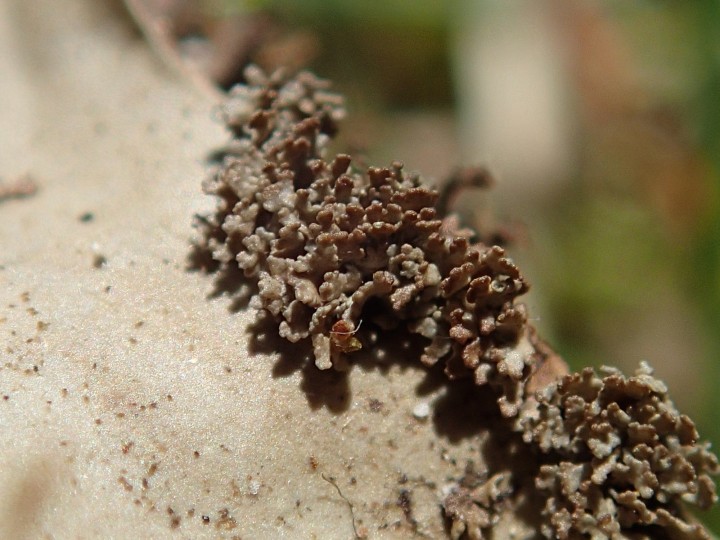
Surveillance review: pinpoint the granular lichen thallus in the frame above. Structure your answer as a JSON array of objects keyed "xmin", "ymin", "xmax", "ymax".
[
  {"xmin": 522, "ymin": 363, "xmax": 718, "ymax": 539},
  {"xmin": 194, "ymin": 67, "xmax": 718, "ymax": 539}
]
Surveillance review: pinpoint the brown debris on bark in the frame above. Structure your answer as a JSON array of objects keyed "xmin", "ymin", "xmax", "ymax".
[{"xmin": 0, "ymin": 174, "xmax": 38, "ymax": 204}]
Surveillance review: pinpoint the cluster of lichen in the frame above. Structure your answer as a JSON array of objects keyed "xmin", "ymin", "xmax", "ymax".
[
  {"xmin": 195, "ymin": 68, "xmax": 718, "ymax": 538},
  {"xmin": 523, "ymin": 363, "xmax": 718, "ymax": 539},
  {"xmin": 196, "ymin": 67, "xmax": 532, "ymax": 416}
]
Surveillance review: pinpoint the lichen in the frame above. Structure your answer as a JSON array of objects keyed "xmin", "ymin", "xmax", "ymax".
[
  {"xmin": 443, "ymin": 472, "xmax": 513, "ymax": 540},
  {"xmin": 194, "ymin": 67, "xmax": 718, "ymax": 539},
  {"xmin": 196, "ymin": 67, "xmax": 532, "ymax": 412},
  {"xmin": 522, "ymin": 362, "xmax": 719, "ymax": 539}
]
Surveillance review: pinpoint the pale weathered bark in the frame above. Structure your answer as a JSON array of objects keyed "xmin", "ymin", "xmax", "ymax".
[{"xmin": 0, "ymin": 2, "xmax": 715, "ymax": 539}]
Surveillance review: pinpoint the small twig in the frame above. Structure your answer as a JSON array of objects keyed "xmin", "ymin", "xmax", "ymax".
[
  {"xmin": 321, "ymin": 473, "xmax": 361, "ymax": 539},
  {"xmin": 123, "ymin": 0, "xmax": 224, "ymax": 102},
  {"xmin": 436, "ymin": 166, "xmax": 493, "ymax": 218}
]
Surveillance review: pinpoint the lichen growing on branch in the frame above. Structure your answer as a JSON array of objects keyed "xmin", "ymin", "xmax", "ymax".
[
  {"xmin": 194, "ymin": 67, "xmax": 718, "ymax": 538},
  {"xmin": 522, "ymin": 362, "xmax": 718, "ymax": 539},
  {"xmin": 196, "ymin": 66, "xmax": 532, "ymax": 416}
]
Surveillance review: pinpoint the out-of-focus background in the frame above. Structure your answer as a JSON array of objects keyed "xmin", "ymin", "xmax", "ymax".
[{"xmin": 132, "ymin": 0, "xmax": 720, "ymax": 530}]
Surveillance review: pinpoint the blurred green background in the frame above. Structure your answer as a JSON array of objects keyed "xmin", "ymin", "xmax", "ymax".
[{"xmin": 201, "ymin": 0, "xmax": 720, "ymax": 531}]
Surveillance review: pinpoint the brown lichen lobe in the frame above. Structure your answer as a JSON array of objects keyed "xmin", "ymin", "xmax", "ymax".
[
  {"xmin": 195, "ymin": 68, "xmax": 718, "ymax": 538},
  {"xmin": 523, "ymin": 362, "xmax": 719, "ymax": 539}
]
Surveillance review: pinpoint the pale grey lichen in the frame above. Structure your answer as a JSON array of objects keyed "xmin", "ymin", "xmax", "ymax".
[{"xmin": 522, "ymin": 362, "xmax": 718, "ymax": 539}]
